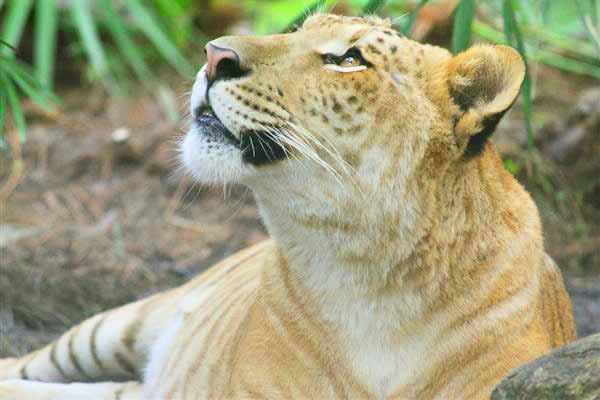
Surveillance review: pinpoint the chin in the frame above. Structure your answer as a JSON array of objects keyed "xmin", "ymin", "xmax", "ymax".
[
  {"xmin": 180, "ymin": 121, "xmax": 250, "ymax": 185},
  {"xmin": 181, "ymin": 63, "xmax": 287, "ymax": 185}
]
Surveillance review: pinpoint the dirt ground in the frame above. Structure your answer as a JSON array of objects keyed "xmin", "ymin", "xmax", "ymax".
[{"xmin": 1, "ymin": 71, "xmax": 599, "ymax": 358}]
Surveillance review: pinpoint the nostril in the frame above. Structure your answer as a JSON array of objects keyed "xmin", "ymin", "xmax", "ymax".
[
  {"xmin": 206, "ymin": 44, "xmax": 249, "ymax": 83},
  {"xmin": 214, "ymin": 57, "xmax": 247, "ymax": 82}
]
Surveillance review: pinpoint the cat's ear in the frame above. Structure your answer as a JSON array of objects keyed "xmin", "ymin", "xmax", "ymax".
[{"xmin": 446, "ymin": 45, "xmax": 525, "ymax": 157}]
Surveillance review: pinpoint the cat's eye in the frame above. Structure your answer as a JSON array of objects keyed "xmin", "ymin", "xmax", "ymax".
[
  {"xmin": 340, "ymin": 56, "xmax": 359, "ymax": 68},
  {"xmin": 322, "ymin": 47, "xmax": 369, "ymax": 72}
]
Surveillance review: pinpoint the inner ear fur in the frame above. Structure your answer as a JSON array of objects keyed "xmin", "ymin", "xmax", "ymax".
[{"xmin": 446, "ymin": 45, "xmax": 525, "ymax": 157}]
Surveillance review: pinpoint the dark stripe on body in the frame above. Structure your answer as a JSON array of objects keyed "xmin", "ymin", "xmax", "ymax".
[
  {"xmin": 90, "ymin": 316, "xmax": 107, "ymax": 370},
  {"xmin": 50, "ymin": 341, "xmax": 68, "ymax": 379},
  {"xmin": 19, "ymin": 364, "xmax": 29, "ymax": 380},
  {"xmin": 114, "ymin": 387, "xmax": 124, "ymax": 400},
  {"xmin": 114, "ymin": 352, "xmax": 136, "ymax": 376},
  {"xmin": 122, "ymin": 319, "xmax": 143, "ymax": 353},
  {"xmin": 68, "ymin": 328, "xmax": 92, "ymax": 380},
  {"xmin": 183, "ymin": 289, "xmax": 254, "ymax": 398},
  {"xmin": 279, "ymin": 263, "xmax": 369, "ymax": 398}
]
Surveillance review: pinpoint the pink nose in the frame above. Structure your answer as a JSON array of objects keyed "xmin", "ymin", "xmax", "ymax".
[{"xmin": 205, "ymin": 43, "xmax": 240, "ymax": 82}]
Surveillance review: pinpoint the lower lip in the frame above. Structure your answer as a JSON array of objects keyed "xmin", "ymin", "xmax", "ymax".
[
  {"xmin": 195, "ymin": 114, "xmax": 287, "ymax": 166},
  {"xmin": 195, "ymin": 114, "xmax": 241, "ymax": 145}
]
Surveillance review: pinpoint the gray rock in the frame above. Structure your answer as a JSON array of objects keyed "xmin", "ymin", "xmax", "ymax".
[
  {"xmin": 567, "ymin": 277, "xmax": 600, "ymax": 338},
  {"xmin": 491, "ymin": 333, "xmax": 600, "ymax": 400}
]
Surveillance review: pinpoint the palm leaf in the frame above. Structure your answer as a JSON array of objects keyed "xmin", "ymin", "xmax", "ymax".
[
  {"xmin": 126, "ymin": 0, "xmax": 194, "ymax": 77},
  {"xmin": 0, "ymin": 86, "xmax": 6, "ymax": 145},
  {"xmin": 0, "ymin": 71, "xmax": 26, "ymax": 142},
  {"xmin": 69, "ymin": 1, "xmax": 110, "ymax": 80},
  {"xmin": 0, "ymin": 57, "xmax": 57, "ymax": 112},
  {"xmin": 0, "ymin": 0, "xmax": 34, "ymax": 56},
  {"xmin": 502, "ymin": 0, "xmax": 534, "ymax": 151},
  {"xmin": 452, "ymin": 0, "xmax": 476, "ymax": 53},
  {"xmin": 99, "ymin": 0, "xmax": 154, "ymax": 83},
  {"xmin": 473, "ymin": 20, "xmax": 600, "ymax": 79},
  {"xmin": 401, "ymin": 0, "xmax": 430, "ymax": 36},
  {"xmin": 34, "ymin": 0, "xmax": 58, "ymax": 89},
  {"xmin": 283, "ymin": 0, "xmax": 326, "ymax": 33},
  {"xmin": 362, "ymin": 0, "xmax": 387, "ymax": 16}
]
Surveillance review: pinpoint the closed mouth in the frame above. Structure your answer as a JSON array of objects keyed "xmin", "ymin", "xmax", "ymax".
[{"xmin": 194, "ymin": 103, "xmax": 288, "ymax": 166}]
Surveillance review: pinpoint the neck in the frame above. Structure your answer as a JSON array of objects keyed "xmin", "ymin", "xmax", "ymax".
[
  {"xmin": 252, "ymin": 147, "xmax": 538, "ymax": 310},
  {"xmin": 252, "ymin": 158, "xmax": 432, "ymax": 298}
]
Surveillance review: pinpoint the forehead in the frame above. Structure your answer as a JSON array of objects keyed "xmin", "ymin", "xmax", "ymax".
[
  {"xmin": 302, "ymin": 14, "xmax": 390, "ymax": 30},
  {"xmin": 297, "ymin": 14, "xmax": 393, "ymax": 53}
]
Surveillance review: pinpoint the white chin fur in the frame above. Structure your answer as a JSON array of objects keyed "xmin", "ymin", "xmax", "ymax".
[
  {"xmin": 180, "ymin": 128, "xmax": 247, "ymax": 185},
  {"xmin": 184, "ymin": 64, "xmax": 248, "ymax": 185}
]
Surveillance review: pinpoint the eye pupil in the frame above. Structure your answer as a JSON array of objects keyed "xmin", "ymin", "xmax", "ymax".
[{"xmin": 322, "ymin": 47, "xmax": 368, "ymax": 69}]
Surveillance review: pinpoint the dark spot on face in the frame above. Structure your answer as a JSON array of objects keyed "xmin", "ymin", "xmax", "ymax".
[
  {"xmin": 347, "ymin": 96, "xmax": 358, "ymax": 104},
  {"xmin": 365, "ymin": 85, "xmax": 378, "ymax": 95},
  {"xmin": 321, "ymin": 114, "xmax": 329, "ymax": 123},
  {"xmin": 341, "ymin": 111, "xmax": 352, "ymax": 121},
  {"xmin": 367, "ymin": 44, "xmax": 381, "ymax": 55},
  {"xmin": 377, "ymin": 37, "xmax": 384, "ymax": 43},
  {"xmin": 310, "ymin": 108, "xmax": 318, "ymax": 116},
  {"xmin": 348, "ymin": 124, "xmax": 364, "ymax": 135},
  {"xmin": 390, "ymin": 45, "xmax": 397, "ymax": 54},
  {"xmin": 350, "ymin": 31, "xmax": 363, "ymax": 42},
  {"xmin": 344, "ymin": 152, "xmax": 360, "ymax": 167},
  {"xmin": 277, "ymin": 88, "xmax": 284, "ymax": 97},
  {"xmin": 334, "ymin": 127, "xmax": 344, "ymax": 135},
  {"xmin": 263, "ymin": 108, "xmax": 276, "ymax": 118},
  {"xmin": 332, "ymin": 99, "xmax": 342, "ymax": 113}
]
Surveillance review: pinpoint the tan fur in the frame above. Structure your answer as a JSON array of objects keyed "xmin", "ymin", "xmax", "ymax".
[{"xmin": 0, "ymin": 14, "xmax": 575, "ymax": 400}]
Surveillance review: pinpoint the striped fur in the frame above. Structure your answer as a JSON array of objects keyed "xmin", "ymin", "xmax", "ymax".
[{"xmin": 0, "ymin": 14, "xmax": 575, "ymax": 399}]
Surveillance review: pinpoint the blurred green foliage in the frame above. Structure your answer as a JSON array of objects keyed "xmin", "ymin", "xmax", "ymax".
[{"xmin": 0, "ymin": 0, "xmax": 598, "ymax": 148}]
